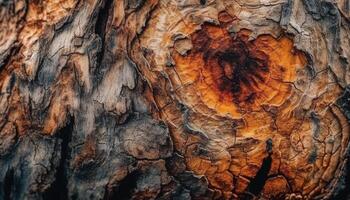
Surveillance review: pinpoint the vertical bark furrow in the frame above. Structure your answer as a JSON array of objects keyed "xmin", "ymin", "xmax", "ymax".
[{"xmin": 43, "ymin": 119, "xmax": 73, "ymax": 200}]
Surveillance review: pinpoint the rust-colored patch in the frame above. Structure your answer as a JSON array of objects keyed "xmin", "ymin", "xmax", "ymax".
[
  {"xmin": 136, "ymin": 8, "xmax": 349, "ymax": 199},
  {"xmin": 173, "ymin": 14, "xmax": 306, "ymax": 118}
]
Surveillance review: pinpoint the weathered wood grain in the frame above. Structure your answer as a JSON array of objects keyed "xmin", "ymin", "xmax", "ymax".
[{"xmin": 0, "ymin": 0, "xmax": 350, "ymax": 199}]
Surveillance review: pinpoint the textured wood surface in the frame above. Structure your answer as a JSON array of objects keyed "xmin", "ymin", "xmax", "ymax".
[{"xmin": 0, "ymin": 0, "xmax": 350, "ymax": 199}]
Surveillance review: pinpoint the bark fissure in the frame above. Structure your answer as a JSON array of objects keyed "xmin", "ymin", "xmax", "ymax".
[
  {"xmin": 94, "ymin": 0, "xmax": 114, "ymax": 69},
  {"xmin": 42, "ymin": 119, "xmax": 74, "ymax": 200},
  {"xmin": 245, "ymin": 155, "xmax": 272, "ymax": 197},
  {"xmin": 3, "ymin": 168, "xmax": 14, "ymax": 200}
]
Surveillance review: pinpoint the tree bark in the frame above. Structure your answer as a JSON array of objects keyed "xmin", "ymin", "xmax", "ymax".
[{"xmin": 0, "ymin": 0, "xmax": 350, "ymax": 199}]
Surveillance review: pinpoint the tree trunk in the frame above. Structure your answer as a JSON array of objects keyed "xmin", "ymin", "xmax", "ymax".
[{"xmin": 0, "ymin": 0, "xmax": 350, "ymax": 199}]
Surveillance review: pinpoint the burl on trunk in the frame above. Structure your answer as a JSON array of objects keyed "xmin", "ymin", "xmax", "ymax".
[{"xmin": 0, "ymin": 0, "xmax": 350, "ymax": 200}]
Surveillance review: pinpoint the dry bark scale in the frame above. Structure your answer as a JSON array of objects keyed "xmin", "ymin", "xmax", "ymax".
[{"xmin": 0, "ymin": 0, "xmax": 350, "ymax": 199}]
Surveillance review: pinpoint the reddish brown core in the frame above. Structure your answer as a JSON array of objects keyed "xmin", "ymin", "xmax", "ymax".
[
  {"xmin": 172, "ymin": 11, "xmax": 306, "ymax": 117},
  {"xmin": 191, "ymin": 23, "xmax": 270, "ymax": 105}
]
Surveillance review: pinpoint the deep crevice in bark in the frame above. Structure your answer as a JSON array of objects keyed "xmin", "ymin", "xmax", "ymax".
[
  {"xmin": 243, "ymin": 155, "xmax": 272, "ymax": 199},
  {"xmin": 42, "ymin": 119, "xmax": 74, "ymax": 200},
  {"xmin": 95, "ymin": 0, "xmax": 114, "ymax": 68},
  {"xmin": 95, "ymin": 0, "xmax": 113, "ymax": 40},
  {"xmin": 3, "ymin": 168, "xmax": 14, "ymax": 200}
]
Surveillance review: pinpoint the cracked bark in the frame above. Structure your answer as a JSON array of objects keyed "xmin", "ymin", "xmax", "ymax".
[
  {"xmin": 0, "ymin": 0, "xmax": 350, "ymax": 200},
  {"xmin": 42, "ymin": 118, "xmax": 73, "ymax": 200}
]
